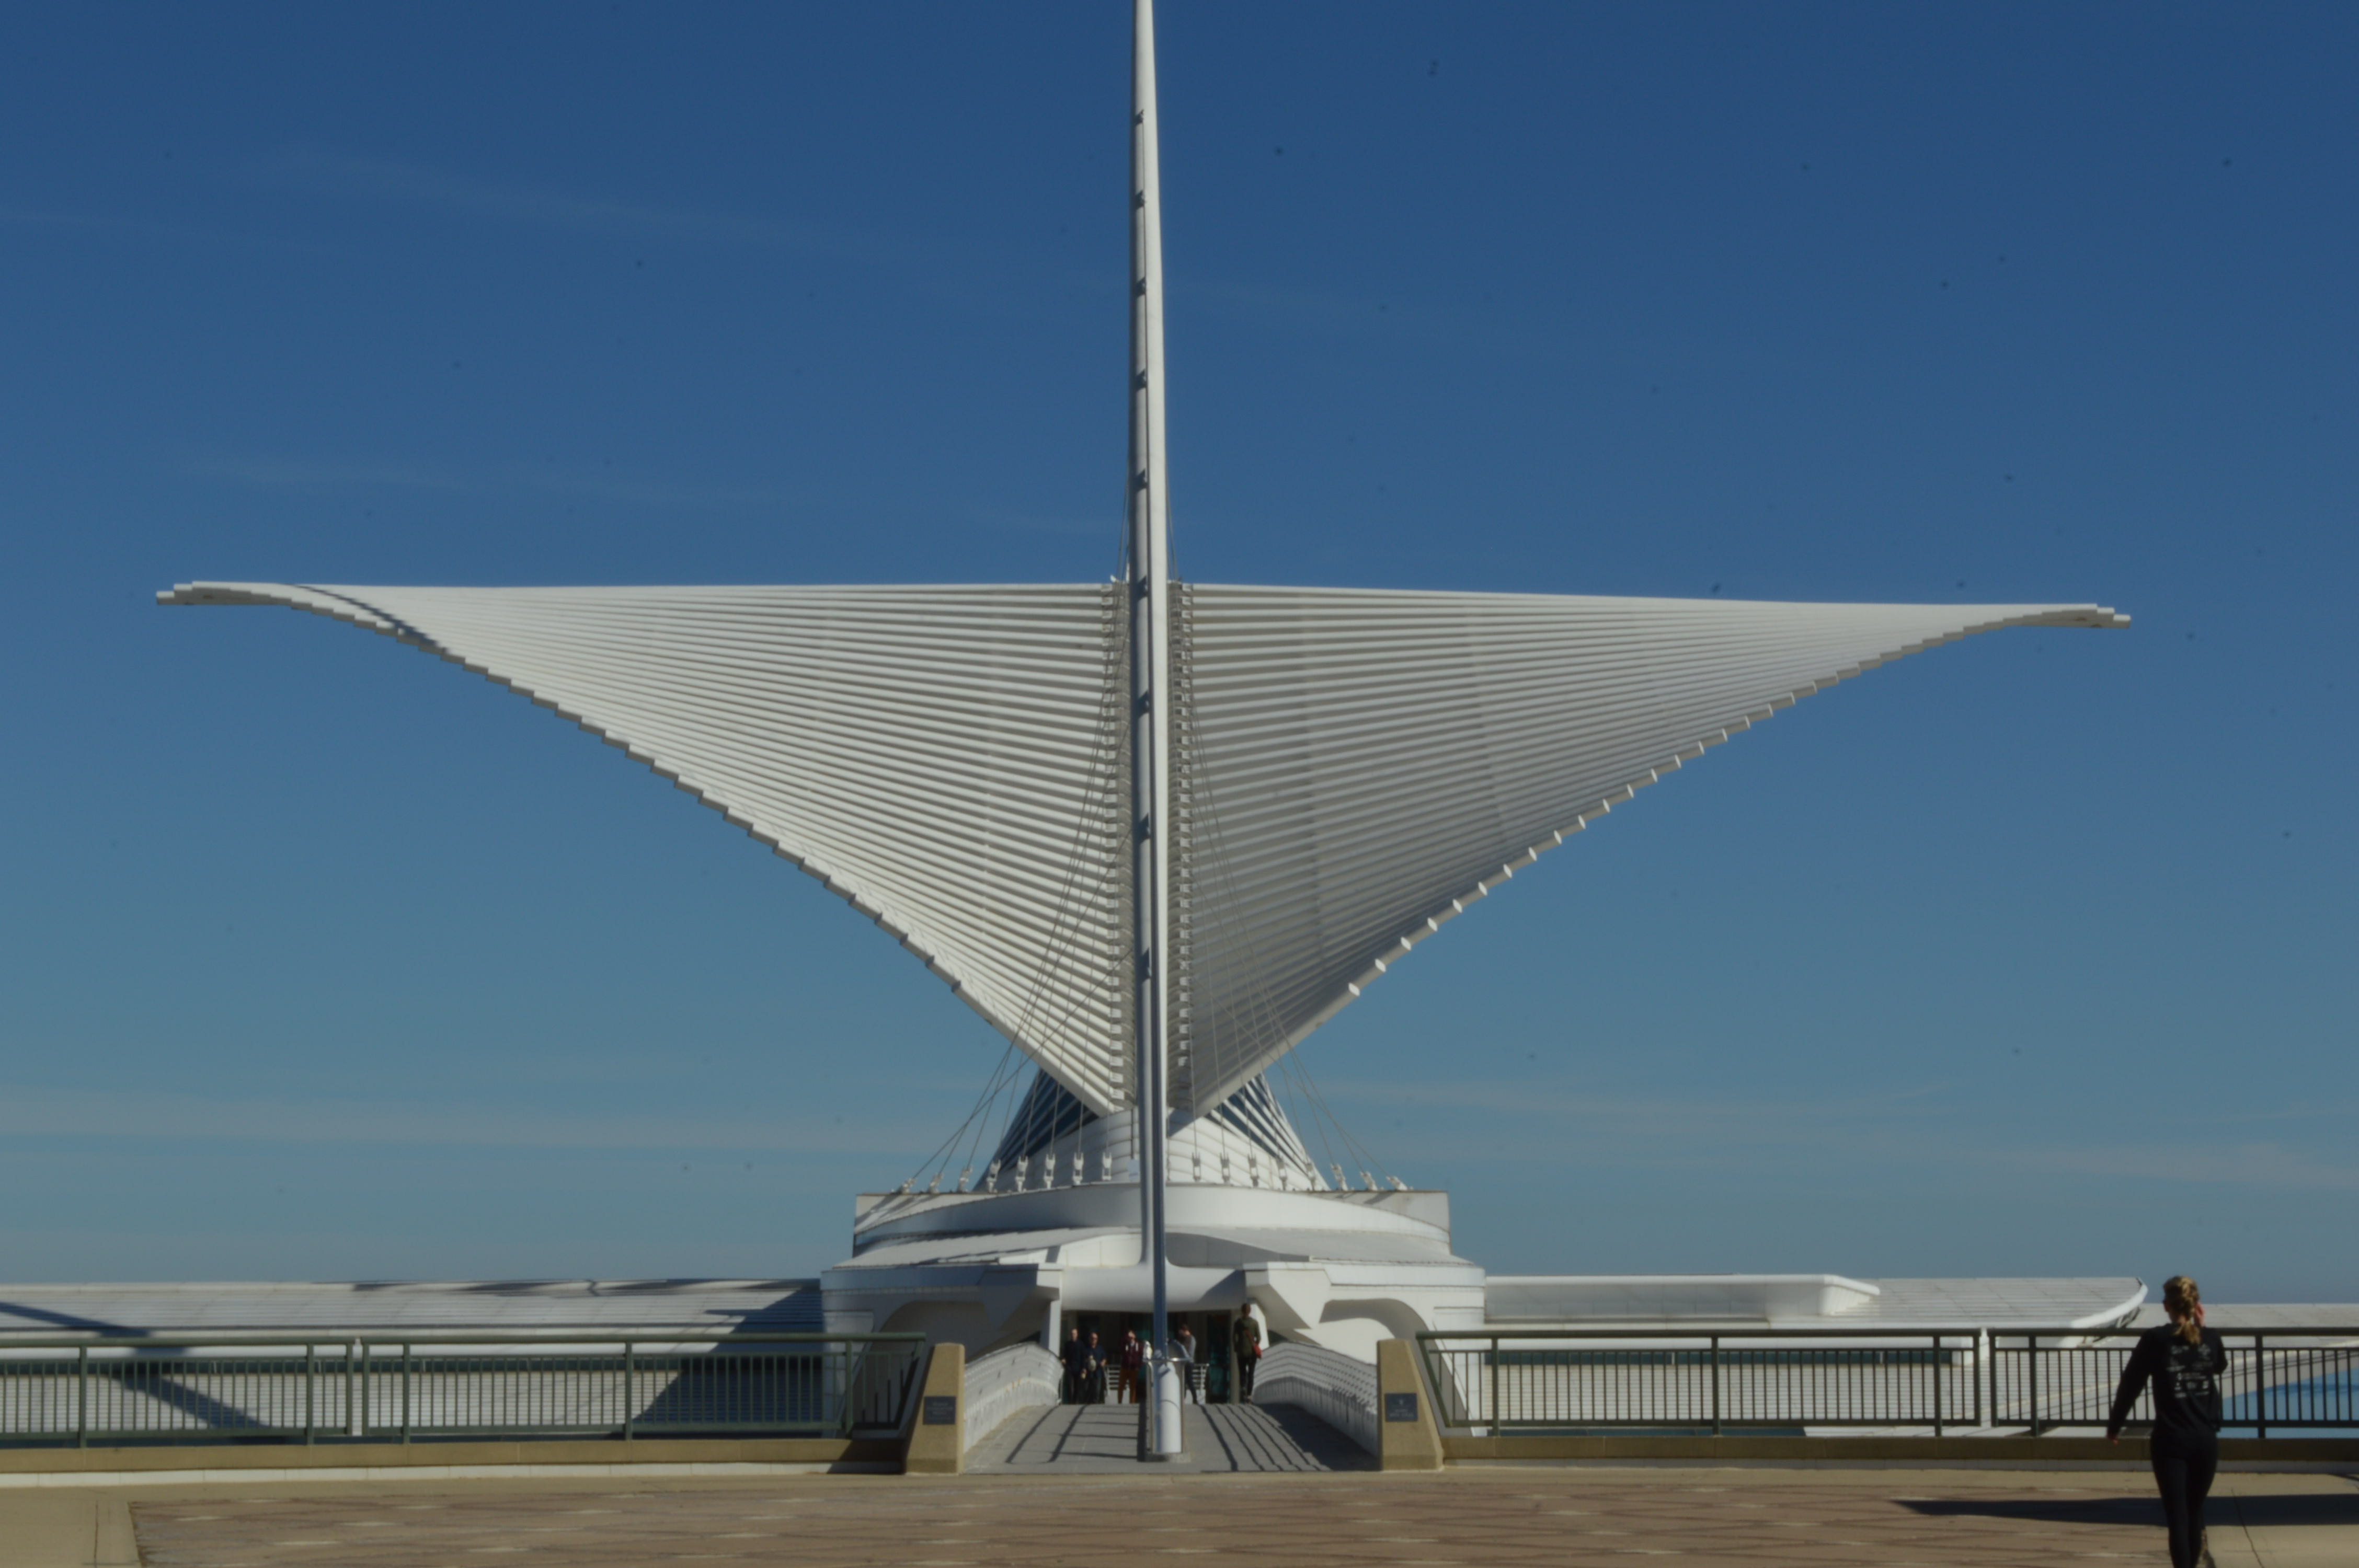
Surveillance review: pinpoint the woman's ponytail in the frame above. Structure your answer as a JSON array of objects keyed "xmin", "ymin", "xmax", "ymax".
[{"xmin": 2162, "ymin": 1275, "xmax": 2202, "ymax": 1346}]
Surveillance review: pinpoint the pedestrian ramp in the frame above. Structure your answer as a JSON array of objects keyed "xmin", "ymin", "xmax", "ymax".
[{"xmin": 967, "ymin": 1401, "xmax": 1372, "ymax": 1474}]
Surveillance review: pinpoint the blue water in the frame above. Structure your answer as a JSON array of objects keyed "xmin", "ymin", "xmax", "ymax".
[{"xmin": 2224, "ymin": 1369, "xmax": 2357, "ymax": 1432}]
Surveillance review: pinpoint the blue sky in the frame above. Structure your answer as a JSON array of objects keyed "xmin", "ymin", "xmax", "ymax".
[{"xmin": 3, "ymin": 3, "xmax": 2351, "ymax": 1300}]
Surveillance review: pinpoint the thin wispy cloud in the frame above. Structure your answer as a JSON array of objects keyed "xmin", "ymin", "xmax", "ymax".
[
  {"xmin": 261, "ymin": 146, "xmax": 892, "ymax": 266},
  {"xmin": 0, "ymin": 1082, "xmax": 937, "ymax": 1158},
  {"xmin": 966, "ymin": 504, "xmax": 1116, "ymax": 540},
  {"xmin": 1176, "ymin": 274, "xmax": 1515, "ymax": 358},
  {"xmin": 1312, "ymin": 1075, "xmax": 1954, "ymax": 1173},
  {"xmin": 2214, "ymin": 1099, "xmax": 2359, "ymax": 1126},
  {"xmin": 2000, "ymin": 1142, "xmax": 2359, "ymax": 1193},
  {"xmin": 0, "ymin": 201, "xmax": 313, "ymax": 252},
  {"xmin": 0, "ymin": 203, "xmax": 92, "ymax": 229},
  {"xmin": 1323, "ymin": 1074, "xmax": 1952, "ymax": 1129},
  {"xmin": 1317, "ymin": 1076, "xmax": 2359, "ymax": 1192},
  {"xmin": 186, "ymin": 451, "xmax": 795, "ymax": 510}
]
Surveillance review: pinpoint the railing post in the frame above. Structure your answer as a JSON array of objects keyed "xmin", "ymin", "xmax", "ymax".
[
  {"xmin": 623, "ymin": 1342, "xmax": 635, "ymax": 1442},
  {"xmin": 1488, "ymin": 1335, "xmax": 1501, "ymax": 1436},
  {"xmin": 2255, "ymin": 1334, "xmax": 2266, "ymax": 1440},
  {"xmin": 834, "ymin": 1340, "xmax": 852, "ymax": 1438},
  {"xmin": 75, "ymin": 1345, "xmax": 88, "ymax": 1448},
  {"xmin": 1931, "ymin": 1335, "xmax": 1943, "ymax": 1437},
  {"xmin": 305, "ymin": 1342, "xmax": 316, "ymax": 1445},
  {"xmin": 2023, "ymin": 1333, "xmax": 2033, "ymax": 1432},
  {"xmin": 401, "ymin": 1343, "xmax": 412, "ymax": 1444},
  {"xmin": 1710, "ymin": 1336, "xmax": 1722, "ymax": 1436},
  {"xmin": 349, "ymin": 1339, "xmax": 366, "ymax": 1438},
  {"xmin": 1976, "ymin": 1328, "xmax": 1988, "ymax": 1429}
]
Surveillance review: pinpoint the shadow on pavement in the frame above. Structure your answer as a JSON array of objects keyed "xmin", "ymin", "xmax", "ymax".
[
  {"xmin": 2226, "ymin": 1491, "xmax": 2359, "ymax": 1527},
  {"xmin": 1199, "ymin": 1403, "xmax": 1375, "ymax": 1472},
  {"xmin": 1899, "ymin": 1496, "xmax": 2154, "ymax": 1525},
  {"xmin": 1903, "ymin": 1489, "xmax": 2359, "ymax": 1529}
]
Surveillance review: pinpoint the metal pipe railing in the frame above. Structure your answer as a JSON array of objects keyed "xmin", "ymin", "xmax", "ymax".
[
  {"xmin": 1413, "ymin": 1326, "xmax": 2359, "ymax": 1436},
  {"xmin": 0, "ymin": 1331, "xmax": 925, "ymax": 1448}
]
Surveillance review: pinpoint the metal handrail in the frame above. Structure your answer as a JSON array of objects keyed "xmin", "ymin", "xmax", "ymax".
[
  {"xmin": 0, "ymin": 1331, "xmax": 928, "ymax": 1448},
  {"xmin": 0, "ymin": 1315, "xmax": 836, "ymax": 1335},
  {"xmin": 0, "ymin": 1331, "xmax": 921, "ymax": 1349},
  {"xmin": 1428, "ymin": 1326, "xmax": 2359, "ymax": 1339},
  {"xmin": 1413, "ymin": 1325, "xmax": 2359, "ymax": 1438}
]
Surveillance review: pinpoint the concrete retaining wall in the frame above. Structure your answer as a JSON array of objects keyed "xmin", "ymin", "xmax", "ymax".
[
  {"xmin": 1256, "ymin": 1341, "xmax": 1378, "ymax": 1454},
  {"xmin": 961, "ymin": 1342, "xmax": 1061, "ymax": 1455}
]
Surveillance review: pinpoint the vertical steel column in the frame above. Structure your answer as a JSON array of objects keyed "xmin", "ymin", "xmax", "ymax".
[
  {"xmin": 75, "ymin": 1345, "xmax": 88, "ymax": 1448},
  {"xmin": 624, "ymin": 1342, "xmax": 637, "ymax": 1442},
  {"xmin": 1126, "ymin": 0, "xmax": 1180, "ymax": 1461},
  {"xmin": 304, "ymin": 1343, "xmax": 316, "ymax": 1444},
  {"xmin": 401, "ymin": 1343, "xmax": 412, "ymax": 1444}
]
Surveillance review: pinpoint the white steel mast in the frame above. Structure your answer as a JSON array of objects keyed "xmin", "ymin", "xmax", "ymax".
[{"xmin": 1126, "ymin": 0, "xmax": 1181, "ymax": 1457}]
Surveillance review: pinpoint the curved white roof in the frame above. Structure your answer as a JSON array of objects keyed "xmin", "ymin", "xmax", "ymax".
[
  {"xmin": 162, "ymin": 580, "xmax": 2123, "ymax": 1117},
  {"xmin": 0, "ymin": 1278, "xmax": 825, "ymax": 1336}
]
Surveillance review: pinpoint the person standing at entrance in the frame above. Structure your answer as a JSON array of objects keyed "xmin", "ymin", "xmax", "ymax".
[
  {"xmin": 1118, "ymin": 1329, "xmax": 1143, "ymax": 1403},
  {"xmin": 1061, "ymin": 1326, "xmax": 1086, "ymax": 1404},
  {"xmin": 1084, "ymin": 1331, "xmax": 1108, "ymax": 1403},
  {"xmin": 1173, "ymin": 1324, "xmax": 1201, "ymax": 1403},
  {"xmin": 2108, "ymin": 1276, "xmax": 2227, "ymax": 1568},
  {"xmin": 1232, "ymin": 1310, "xmax": 1263, "ymax": 1402}
]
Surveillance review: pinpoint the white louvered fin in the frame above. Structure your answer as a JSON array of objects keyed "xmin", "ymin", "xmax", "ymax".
[
  {"xmin": 1169, "ymin": 584, "xmax": 2127, "ymax": 1114},
  {"xmin": 160, "ymin": 581, "xmax": 1137, "ymax": 1114},
  {"xmin": 162, "ymin": 577, "xmax": 2127, "ymax": 1124}
]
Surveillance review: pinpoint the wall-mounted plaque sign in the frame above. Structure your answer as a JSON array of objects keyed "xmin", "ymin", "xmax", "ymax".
[
  {"xmin": 922, "ymin": 1395, "xmax": 958, "ymax": 1426},
  {"xmin": 1383, "ymin": 1391, "xmax": 1419, "ymax": 1423}
]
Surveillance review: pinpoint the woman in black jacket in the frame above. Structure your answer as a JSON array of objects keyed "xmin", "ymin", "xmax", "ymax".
[{"xmin": 2107, "ymin": 1275, "xmax": 2228, "ymax": 1568}]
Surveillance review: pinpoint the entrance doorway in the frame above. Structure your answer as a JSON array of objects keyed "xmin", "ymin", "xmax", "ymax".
[{"xmin": 1061, "ymin": 1310, "xmax": 1243, "ymax": 1403}]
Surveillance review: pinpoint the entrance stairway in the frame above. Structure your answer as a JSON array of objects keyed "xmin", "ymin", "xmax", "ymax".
[{"xmin": 966, "ymin": 1401, "xmax": 1371, "ymax": 1474}]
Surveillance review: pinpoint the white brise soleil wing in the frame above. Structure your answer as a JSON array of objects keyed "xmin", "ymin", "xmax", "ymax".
[
  {"xmin": 1166, "ymin": 584, "xmax": 2127, "ymax": 1115},
  {"xmin": 161, "ymin": 581, "xmax": 1137, "ymax": 1113},
  {"xmin": 164, "ymin": 579, "xmax": 2123, "ymax": 1123}
]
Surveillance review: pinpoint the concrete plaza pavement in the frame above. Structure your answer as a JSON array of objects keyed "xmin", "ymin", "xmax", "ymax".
[{"xmin": 1, "ymin": 1464, "xmax": 2353, "ymax": 1568}]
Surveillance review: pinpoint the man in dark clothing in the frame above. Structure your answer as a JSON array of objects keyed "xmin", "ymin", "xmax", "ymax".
[
  {"xmin": 1060, "ymin": 1326, "xmax": 1086, "ymax": 1404},
  {"xmin": 2108, "ymin": 1277, "xmax": 2228, "ymax": 1568},
  {"xmin": 1231, "ymin": 1311, "xmax": 1263, "ymax": 1402}
]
